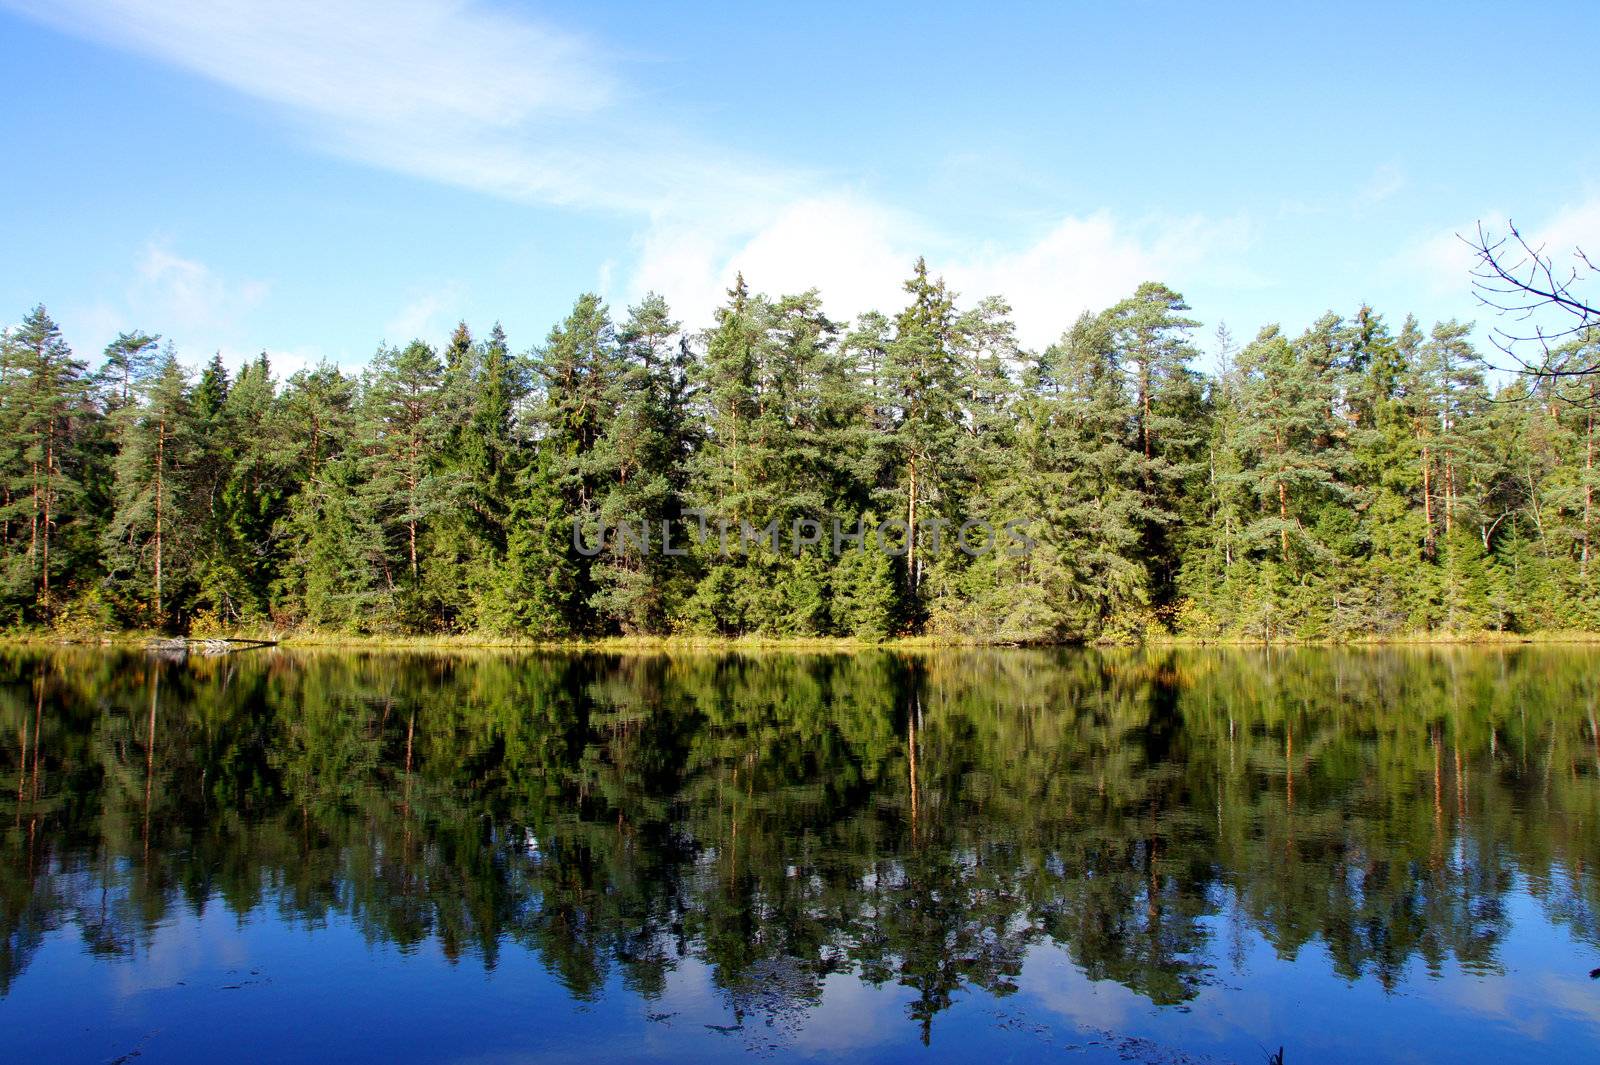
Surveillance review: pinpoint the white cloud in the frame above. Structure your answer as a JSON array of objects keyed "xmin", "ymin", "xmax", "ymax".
[
  {"xmin": 13, "ymin": 0, "xmax": 611, "ymax": 124},
  {"xmin": 3, "ymin": 0, "xmax": 797, "ymax": 217},
  {"xmin": 382, "ymin": 283, "xmax": 466, "ymax": 347},
  {"xmin": 1395, "ymin": 206, "xmax": 1508, "ymax": 301},
  {"xmin": 134, "ymin": 243, "xmax": 268, "ymax": 337},
  {"xmin": 950, "ymin": 212, "xmax": 1254, "ymax": 349},
  {"xmin": 213, "ymin": 343, "xmax": 340, "ymax": 380},
  {"xmin": 56, "ymin": 243, "xmax": 270, "ymax": 370},
  {"xmin": 1531, "ymin": 197, "xmax": 1600, "ymax": 268},
  {"xmin": 630, "ymin": 194, "xmax": 922, "ymax": 334},
  {"xmin": 10, "ymin": 0, "xmax": 1256, "ymax": 354},
  {"xmin": 1407, "ymin": 226, "xmax": 1480, "ymax": 297},
  {"xmin": 634, "ymin": 200, "xmax": 1250, "ymax": 349},
  {"xmin": 1403, "ymin": 198, "xmax": 1600, "ymax": 303}
]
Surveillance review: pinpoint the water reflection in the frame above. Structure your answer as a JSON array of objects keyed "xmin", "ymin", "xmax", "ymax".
[{"xmin": 2, "ymin": 647, "xmax": 1598, "ymax": 1055}]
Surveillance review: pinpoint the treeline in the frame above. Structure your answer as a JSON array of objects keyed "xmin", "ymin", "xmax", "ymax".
[{"xmin": 2, "ymin": 260, "xmax": 1597, "ymax": 638}]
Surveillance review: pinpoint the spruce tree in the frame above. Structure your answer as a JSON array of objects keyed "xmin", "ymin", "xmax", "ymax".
[
  {"xmin": 1105, "ymin": 282, "xmax": 1204, "ymax": 603},
  {"xmin": 359, "ymin": 340, "xmax": 450, "ymax": 619},
  {"xmin": 525, "ymin": 294, "xmax": 620, "ymax": 633},
  {"xmin": 590, "ymin": 294, "xmax": 694, "ymax": 632},
  {"xmin": 457, "ymin": 322, "xmax": 530, "ymax": 627},
  {"xmin": 999, "ymin": 311, "xmax": 1150, "ymax": 637},
  {"xmin": 884, "ymin": 258, "xmax": 960, "ymax": 611},
  {"xmin": 272, "ymin": 364, "xmax": 378, "ymax": 628},
  {"xmin": 210, "ymin": 355, "xmax": 284, "ymax": 622}
]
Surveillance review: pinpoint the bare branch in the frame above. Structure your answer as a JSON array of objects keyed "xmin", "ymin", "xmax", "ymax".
[{"xmin": 1463, "ymin": 219, "xmax": 1600, "ymax": 381}]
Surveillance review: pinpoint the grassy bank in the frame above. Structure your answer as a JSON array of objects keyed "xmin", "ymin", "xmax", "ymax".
[
  {"xmin": 1143, "ymin": 629, "xmax": 1600, "ymax": 648},
  {"xmin": 0, "ymin": 627, "xmax": 1003, "ymax": 653},
  {"xmin": 6, "ymin": 627, "xmax": 1600, "ymax": 653}
]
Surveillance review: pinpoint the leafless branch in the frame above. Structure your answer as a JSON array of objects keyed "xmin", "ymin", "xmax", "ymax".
[{"xmin": 1463, "ymin": 219, "xmax": 1600, "ymax": 380}]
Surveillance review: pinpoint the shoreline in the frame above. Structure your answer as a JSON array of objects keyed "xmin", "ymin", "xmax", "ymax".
[{"xmin": 5, "ymin": 629, "xmax": 1600, "ymax": 653}]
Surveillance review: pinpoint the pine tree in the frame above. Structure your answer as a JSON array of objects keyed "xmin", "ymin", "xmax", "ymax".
[
  {"xmin": 1180, "ymin": 322, "xmax": 1251, "ymax": 626},
  {"xmin": 932, "ymin": 295, "xmax": 1019, "ymax": 618},
  {"xmin": 6, "ymin": 270, "xmax": 1600, "ymax": 642},
  {"xmin": 1226, "ymin": 325, "xmax": 1354, "ymax": 566},
  {"xmin": 0, "ymin": 306, "xmax": 96, "ymax": 618},
  {"xmin": 103, "ymin": 351, "xmax": 196, "ymax": 628},
  {"xmin": 1423, "ymin": 321, "xmax": 1493, "ymax": 541},
  {"xmin": 97, "ymin": 331, "xmax": 161, "ymax": 412},
  {"xmin": 1107, "ymin": 282, "xmax": 1201, "ymax": 467}
]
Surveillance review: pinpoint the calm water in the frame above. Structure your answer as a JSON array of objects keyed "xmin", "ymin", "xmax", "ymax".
[{"xmin": 2, "ymin": 647, "xmax": 1598, "ymax": 1064}]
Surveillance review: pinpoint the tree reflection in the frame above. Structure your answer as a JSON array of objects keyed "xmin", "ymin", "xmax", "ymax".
[{"xmin": 1, "ymin": 646, "xmax": 1597, "ymax": 1038}]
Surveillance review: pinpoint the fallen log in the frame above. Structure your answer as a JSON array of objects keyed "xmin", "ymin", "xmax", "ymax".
[{"xmin": 145, "ymin": 637, "xmax": 278, "ymax": 657}]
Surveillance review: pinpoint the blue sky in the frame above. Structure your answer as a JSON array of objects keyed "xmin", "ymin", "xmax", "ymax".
[{"xmin": 2, "ymin": 1, "xmax": 1597, "ymax": 374}]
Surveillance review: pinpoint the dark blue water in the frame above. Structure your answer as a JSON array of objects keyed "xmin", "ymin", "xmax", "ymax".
[{"xmin": 3, "ymin": 647, "xmax": 1598, "ymax": 1063}]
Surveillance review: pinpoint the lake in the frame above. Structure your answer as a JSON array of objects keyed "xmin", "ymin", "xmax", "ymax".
[{"xmin": 2, "ymin": 646, "xmax": 1597, "ymax": 1064}]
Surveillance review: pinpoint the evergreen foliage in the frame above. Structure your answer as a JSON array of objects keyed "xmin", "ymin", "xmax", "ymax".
[{"xmin": 3, "ymin": 268, "xmax": 1597, "ymax": 638}]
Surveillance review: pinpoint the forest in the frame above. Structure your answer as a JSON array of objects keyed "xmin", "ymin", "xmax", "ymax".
[{"xmin": 1, "ymin": 259, "xmax": 1596, "ymax": 640}]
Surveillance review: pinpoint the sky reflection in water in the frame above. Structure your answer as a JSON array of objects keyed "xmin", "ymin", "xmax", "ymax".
[{"xmin": 2, "ymin": 646, "xmax": 1598, "ymax": 1063}]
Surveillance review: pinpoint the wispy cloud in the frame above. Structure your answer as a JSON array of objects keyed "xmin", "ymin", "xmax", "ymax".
[
  {"xmin": 10, "ymin": 0, "xmax": 1251, "ymax": 346},
  {"xmin": 1400, "ymin": 198, "xmax": 1600, "ymax": 306},
  {"xmin": 1356, "ymin": 163, "xmax": 1407, "ymax": 207},
  {"xmin": 135, "ymin": 243, "xmax": 268, "ymax": 336},
  {"xmin": 63, "ymin": 242, "xmax": 269, "ymax": 368},
  {"xmin": 4, "ymin": 0, "xmax": 798, "ymax": 216},
  {"xmin": 383, "ymin": 283, "xmax": 466, "ymax": 347}
]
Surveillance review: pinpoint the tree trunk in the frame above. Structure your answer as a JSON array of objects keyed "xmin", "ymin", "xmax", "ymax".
[
  {"xmin": 906, "ymin": 456, "xmax": 918, "ymax": 589},
  {"xmin": 1278, "ymin": 476, "xmax": 1290, "ymax": 563},
  {"xmin": 14, "ymin": 716, "xmax": 25, "ymax": 823},
  {"xmin": 1140, "ymin": 364, "xmax": 1152, "ymax": 461},
  {"xmin": 29, "ymin": 460, "xmax": 39, "ymax": 590},
  {"xmin": 1274, "ymin": 423, "xmax": 1290, "ymax": 562},
  {"xmin": 30, "ymin": 675, "xmax": 43, "ymax": 804},
  {"xmin": 1584, "ymin": 391, "xmax": 1594, "ymax": 581},
  {"xmin": 154, "ymin": 419, "xmax": 165, "ymax": 622},
  {"xmin": 40, "ymin": 433, "xmax": 52, "ymax": 606},
  {"xmin": 907, "ymin": 702, "xmax": 918, "ymax": 839},
  {"xmin": 1443, "ymin": 456, "xmax": 1455, "ymax": 538},
  {"xmin": 1420, "ymin": 435, "xmax": 1434, "ymax": 557},
  {"xmin": 408, "ymin": 439, "xmax": 419, "ymax": 578}
]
